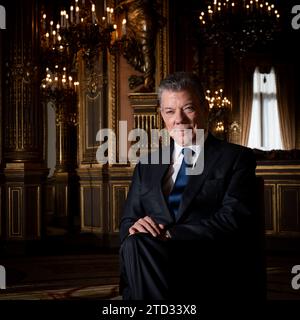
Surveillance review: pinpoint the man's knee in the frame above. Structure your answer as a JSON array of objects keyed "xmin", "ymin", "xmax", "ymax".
[
  {"xmin": 120, "ymin": 233, "xmax": 154, "ymax": 255},
  {"xmin": 120, "ymin": 232, "xmax": 168, "ymax": 262},
  {"xmin": 121, "ymin": 232, "xmax": 150, "ymax": 246}
]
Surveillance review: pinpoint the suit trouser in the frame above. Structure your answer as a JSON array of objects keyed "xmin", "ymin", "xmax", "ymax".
[
  {"xmin": 119, "ymin": 232, "xmax": 219, "ymax": 300},
  {"xmin": 120, "ymin": 232, "xmax": 266, "ymax": 301},
  {"xmin": 120, "ymin": 233, "xmax": 169, "ymax": 300}
]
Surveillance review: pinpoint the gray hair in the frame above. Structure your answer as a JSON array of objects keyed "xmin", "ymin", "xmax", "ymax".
[{"xmin": 158, "ymin": 72, "xmax": 207, "ymax": 107}]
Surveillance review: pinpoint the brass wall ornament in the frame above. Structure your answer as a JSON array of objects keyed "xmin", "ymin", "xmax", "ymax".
[
  {"xmin": 86, "ymin": 73, "xmax": 105, "ymax": 99},
  {"xmin": 112, "ymin": 0, "xmax": 165, "ymax": 92},
  {"xmin": 198, "ymin": 0, "xmax": 281, "ymax": 56}
]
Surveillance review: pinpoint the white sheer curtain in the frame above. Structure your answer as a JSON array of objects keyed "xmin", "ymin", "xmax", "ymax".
[{"xmin": 247, "ymin": 67, "xmax": 283, "ymax": 150}]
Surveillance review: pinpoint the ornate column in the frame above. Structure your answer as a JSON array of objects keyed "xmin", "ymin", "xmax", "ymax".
[
  {"xmin": 52, "ymin": 99, "xmax": 79, "ymax": 230},
  {"xmin": 2, "ymin": 0, "xmax": 48, "ymax": 240}
]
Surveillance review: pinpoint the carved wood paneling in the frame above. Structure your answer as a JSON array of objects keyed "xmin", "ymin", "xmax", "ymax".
[
  {"xmin": 257, "ymin": 164, "xmax": 300, "ymax": 238},
  {"xmin": 111, "ymin": 183, "xmax": 129, "ymax": 233},
  {"xmin": 80, "ymin": 185, "xmax": 103, "ymax": 233},
  {"xmin": 7, "ymin": 186, "xmax": 23, "ymax": 238},
  {"xmin": 77, "ymin": 165, "xmax": 133, "ymax": 245},
  {"xmin": 278, "ymin": 184, "xmax": 300, "ymax": 235},
  {"xmin": 78, "ymin": 53, "xmax": 106, "ymax": 164},
  {"xmin": 263, "ymin": 183, "xmax": 276, "ymax": 234},
  {"xmin": 6, "ymin": 184, "xmax": 42, "ymax": 239},
  {"xmin": 4, "ymin": 164, "xmax": 47, "ymax": 240},
  {"xmin": 86, "ymin": 93, "xmax": 102, "ymax": 148}
]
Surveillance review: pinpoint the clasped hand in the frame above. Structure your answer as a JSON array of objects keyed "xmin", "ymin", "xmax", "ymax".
[{"xmin": 129, "ymin": 216, "xmax": 171, "ymax": 240}]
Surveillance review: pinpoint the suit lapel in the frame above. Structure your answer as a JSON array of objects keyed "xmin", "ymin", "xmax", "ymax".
[
  {"xmin": 153, "ymin": 143, "xmax": 175, "ymax": 221},
  {"xmin": 175, "ymin": 134, "xmax": 223, "ymax": 222}
]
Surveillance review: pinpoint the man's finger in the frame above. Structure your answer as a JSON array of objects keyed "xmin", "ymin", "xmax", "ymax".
[
  {"xmin": 129, "ymin": 227, "xmax": 137, "ymax": 235},
  {"xmin": 144, "ymin": 216, "xmax": 161, "ymax": 234},
  {"xmin": 137, "ymin": 219, "xmax": 159, "ymax": 237},
  {"xmin": 131, "ymin": 223, "xmax": 148, "ymax": 234}
]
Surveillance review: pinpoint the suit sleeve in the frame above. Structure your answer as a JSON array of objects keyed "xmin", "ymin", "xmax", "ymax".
[
  {"xmin": 119, "ymin": 162, "xmax": 145, "ymax": 243},
  {"xmin": 168, "ymin": 147, "xmax": 258, "ymax": 241}
]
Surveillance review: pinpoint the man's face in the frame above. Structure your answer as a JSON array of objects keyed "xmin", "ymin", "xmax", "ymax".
[{"xmin": 160, "ymin": 89, "xmax": 208, "ymax": 146}]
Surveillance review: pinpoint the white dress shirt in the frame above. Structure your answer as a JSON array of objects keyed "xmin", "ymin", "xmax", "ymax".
[{"xmin": 162, "ymin": 142, "xmax": 202, "ymax": 196}]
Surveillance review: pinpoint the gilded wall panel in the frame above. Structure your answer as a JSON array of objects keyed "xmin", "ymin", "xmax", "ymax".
[
  {"xmin": 277, "ymin": 183, "xmax": 300, "ymax": 235},
  {"xmin": 7, "ymin": 186, "xmax": 23, "ymax": 238},
  {"xmin": 78, "ymin": 52, "xmax": 106, "ymax": 165},
  {"xmin": 80, "ymin": 185, "xmax": 103, "ymax": 233},
  {"xmin": 263, "ymin": 183, "xmax": 276, "ymax": 235},
  {"xmin": 111, "ymin": 183, "xmax": 129, "ymax": 233}
]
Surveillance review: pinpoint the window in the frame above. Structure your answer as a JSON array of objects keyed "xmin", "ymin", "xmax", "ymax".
[{"xmin": 247, "ymin": 67, "xmax": 283, "ymax": 150}]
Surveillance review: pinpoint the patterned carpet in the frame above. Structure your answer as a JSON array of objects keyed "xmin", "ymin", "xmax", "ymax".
[{"xmin": 0, "ymin": 252, "xmax": 300, "ymax": 300}]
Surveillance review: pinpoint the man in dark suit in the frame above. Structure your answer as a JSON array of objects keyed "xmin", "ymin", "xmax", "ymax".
[{"xmin": 119, "ymin": 72, "xmax": 265, "ymax": 301}]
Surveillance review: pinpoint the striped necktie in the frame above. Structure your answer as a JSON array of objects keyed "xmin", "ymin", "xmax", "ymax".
[{"xmin": 167, "ymin": 148, "xmax": 194, "ymax": 219}]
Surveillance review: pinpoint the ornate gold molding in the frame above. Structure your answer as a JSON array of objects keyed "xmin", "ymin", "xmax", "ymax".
[
  {"xmin": 108, "ymin": 52, "xmax": 119, "ymax": 136},
  {"xmin": 256, "ymin": 164, "xmax": 300, "ymax": 177},
  {"xmin": 3, "ymin": 0, "xmax": 43, "ymax": 162},
  {"xmin": 264, "ymin": 183, "xmax": 277, "ymax": 235},
  {"xmin": 257, "ymin": 165, "xmax": 300, "ymax": 170},
  {"xmin": 277, "ymin": 183, "xmax": 300, "ymax": 235},
  {"xmin": 111, "ymin": 183, "xmax": 129, "ymax": 233},
  {"xmin": 80, "ymin": 184, "xmax": 103, "ymax": 233},
  {"xmin": 156, "ymin": 0, "xmax": 169, "ymax": 83},
  {"xmin": 78, "ymin": 50, "xmax": 108, "ymax": 164},
  {"xmin": 8, "ymin": 187, "xmax": 23, "ymax": 238}
]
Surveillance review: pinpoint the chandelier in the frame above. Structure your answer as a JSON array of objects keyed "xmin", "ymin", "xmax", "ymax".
[
  {"xmin": 206, "ymin": 89, "xmax": 231, "ymax": 137},
  {"xmin": 206, "ymin": 89, "xmax": 231, "ymax": 110},
  {"xmin": 198, "ymin": 0, "xmax": 281, "ymax": 55},
  {"xmin": 40, "ymin": 0, "xmax": 120, "ymax": 101}
]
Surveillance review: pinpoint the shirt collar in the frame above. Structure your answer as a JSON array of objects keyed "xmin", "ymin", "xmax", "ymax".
[
  {"xmin": 172, "ymin": 131, "xmax": 208, "ymax": 163},
  {"xmin": 173, "ymin": 142, "xmax": 202, "ymax": 163}
]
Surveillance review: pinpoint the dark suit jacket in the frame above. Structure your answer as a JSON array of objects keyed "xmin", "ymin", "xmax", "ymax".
[{"xmin": 120, "ymin": 133, "xmax": 265, "ymax": 300}]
